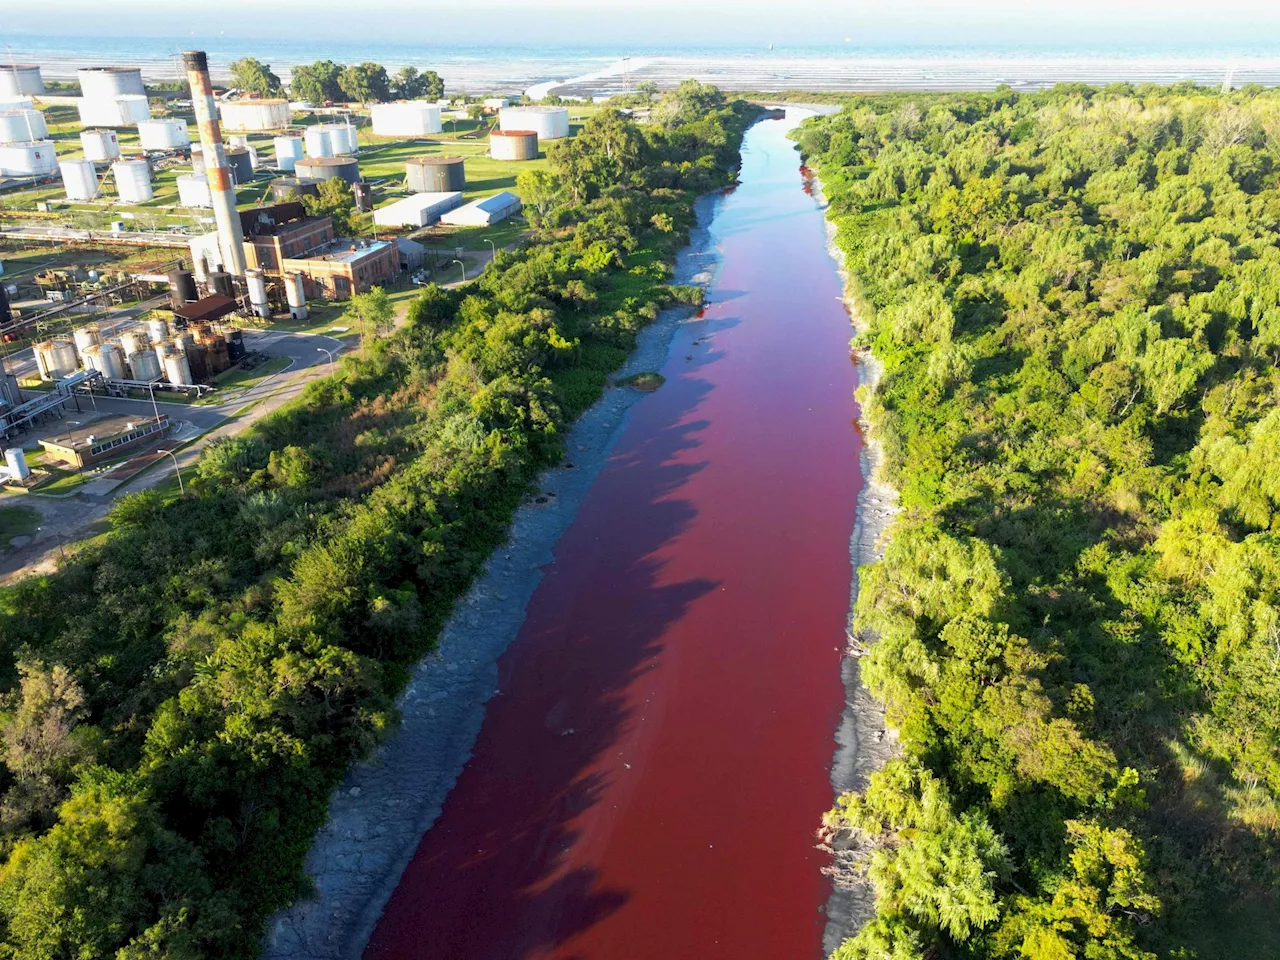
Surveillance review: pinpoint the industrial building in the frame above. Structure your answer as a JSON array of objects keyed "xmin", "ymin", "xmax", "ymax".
[
  {"xmin": 40, "ymin": 414, "xmax": 169, "ymax": 468},
  {"xmin": 405, "ymin": 155, "xmax": 465, "ymax": 193},
  {"xmin": 372, "ymin": 191, "xmax": 463, "ymax": 228},
  {"xmin": 490, "ymin": 129, "xmax": 538, "ymax": 161},
  {"xmin": 0, "ymin": 64, "xmax": 45, "ymax": 98},
  {"xmin": 439, "ymin": 191, "xmax": 522, "ymax": 227},
  {"xmin": 219, "ymin": 98, "xmax": 291, "ymax": 132},
  {"xmin": 499, "ymin": 105, "xmax": 569, "ymax": 140},
  {"xmin": 371, "ymin": 102, "xmax": 442, "ymax": 137},
  {"xmin": 285, "ymin": 239, "xmax": 398, "ymax": 300}
]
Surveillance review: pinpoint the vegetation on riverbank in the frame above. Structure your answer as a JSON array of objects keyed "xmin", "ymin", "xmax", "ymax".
[
  {"xmin": 800, "ymin": 84, "xmax": 1280, "ymax": 959},
  {"xmin": 0, "ymin": 82, "xmax": 756, "ymax": 958}
]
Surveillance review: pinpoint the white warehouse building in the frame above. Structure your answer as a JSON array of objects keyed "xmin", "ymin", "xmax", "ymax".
[
  {"xmin": 372, "ymin": 191, "xmax": 463, "ymax": 228},
  {"xmin": 371, "ymin": 102, "xmax": 442, "ymax": 137},
  {"xmin": 499, "ymin": 105, "xmax": 569, "ymax": 140},
  {"xmin": 439, "ymin": 191, "xmax": 522, "ymax": 227}
]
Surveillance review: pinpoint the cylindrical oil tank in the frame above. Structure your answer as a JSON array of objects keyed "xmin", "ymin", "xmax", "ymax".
[
  {"xmin": 405, "ymin": 155, "xmax": 465, "ymax": 193},
  {"xmin": 218, "ymin": 99, "xmax": 291, "ymax": 132},
  {"xmin": 168, "ymin": 268, "xmax": 197, "ymax": 308},
  {"xmin": 112, "ymin": 159, "xmax": 153, "ymax": 202},
  {"xmin": 0, "ymin": 97, "xmax": 32, "ymax": 113},
  {"xmin": 184, "ymin": 342, "xmax": 211, "ymax": 384},
  {"xmin": 270, "ymin": 176, "xmax": 322, "ymax": 201},
  {"xmin": 370, "ymin": 101, "xmax": 442, "ymax": 137},
  {"xmin": 209, "ymin": 271, "xmax": 235, "ymax": 299},
  {"xmin": 351, "ymin": 180, "xmax": 371, "ymax": 212},
  {"xmin": 77, "ymin": 95, "xmax": 150, "ymax": 127},
  {"xmin": 60, "ymin": 159, "xmax": 100, "ymax": 201},
  {"xmin": 226, "ymin": 329, "xmax": 247, "ymax": 361},
  {"xmin": 37, "ymin": 338, "xmax": 79, "ymax": 380},
  {"xmin": 273, "ymin": 134, "xmax": 304, "ymax": 171},
  {"xmin": 127, "ymin": 349, "xmax": 162, "ymax": 382},
  {"xmin": 228, "ymin": 135, "xmax": 249, "ymax": 149},
  {"xmin": 78, "ymin": 66, "xmax": 145, "ymax": 98},
  {"xmin": 285, "ymin": 271, "xmax": 308, "ymax": 321},
  {"xmin": 245, "ymin": 269, "xmax": 270, "ymax": 318},
  {"xmin": 81, "ymin": 128, "xmax": 121, "ymax": 161},
  {"xmin": 176, "ymin": 173, "xmax": 212, "ymax": 207},
  {"xmin": 0, "ymin": 109, "xmax": 48, "ymax": 144},
  {"xmin": 322, "ymin": 122, "xmax": 357, "ymax": 155},
  {"xmin": 120, "ymin": 326, "xmax": 150, "ymax": 357},
  {"xmin": 224, "ymin": 147, "xmax": 254, "ymax": 185},
  {"xmin": 72, "ymin": 323, "xmax": 101, "ymax": 355},
  {"xmin": 190, "ymin": 144, "xmax": 205, "ymax": 176},
  {"xmin": 146, "ymin": 316, "xmax": 169, "ymax": 344},
  {"xmin": 294, "ymin": 155, "xmax": 359, "ymax": 185},
  {"xmin": 83, "ymin": 342, "xmax": 127, "ymax": 380},
  {"xmin": 136, "ymin": 118, "xmax": 189, "ymax": 150},
  {"xmin": 4, "ymin": 447, "xmax": 31, "ymax": 481},
  {"xmin": 499, "ymin": 105, "xmax": 569, "ymax": 140},
  {"xmin": 490, "ymin": 129, "xmax": 539, "ymax": 161},
  {"xmin": 203, "ymin": 335, "xmax": 231, "ymax": 374},
  {"xmin": 0, "ymin": 65, "xmax": 45, "ymax": 98},
  {"xmin": 0, "ymin": 140, "xmax": 57, "ymax": 177},
  {"xmin": 304, "ymin": 125, "xmax": 332, "ymax": 159},
  {"xmin": 158, "ymin": 342, "xmax": 193, "ymax": 386}
]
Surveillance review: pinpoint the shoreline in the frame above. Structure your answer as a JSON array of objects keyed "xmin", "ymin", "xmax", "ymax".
[{"xmin": 261, "ymin": 189, "xmax": 726, "ymax": 960}]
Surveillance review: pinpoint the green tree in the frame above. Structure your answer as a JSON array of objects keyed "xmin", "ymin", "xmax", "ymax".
[
  {"xmin": 345, "ymin": 286, "xmax": 395, "ymax": 348},
  {"xmin": 303, "ymin": 177, "xmax": 357, "ymax": 238},
  {"xmin": 289, "ymin": 60, "xmax": 343, "ymax": 104},
  {"xmin": 339, "ymin": 62, "xmax": 392, "ymax": 104},
  {"xmin": 228, "ymin": 57, "xmax": 281, "ymax": 97}
]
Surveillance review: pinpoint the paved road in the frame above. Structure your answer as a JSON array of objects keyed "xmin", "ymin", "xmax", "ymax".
[{"xmin": 0, "ymin": 327, "xmax": 349, "ymax": 583}]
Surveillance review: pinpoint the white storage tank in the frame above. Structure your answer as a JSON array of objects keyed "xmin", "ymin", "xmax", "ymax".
[
  {"xmin": 128, "ymin": 349, "xmax": 162, "ymax": 382},
  {"xmin": 499, "ymin": 105, "xmax": 569, "ymax": 140},
  {"xmin": 78, "ymin": 66, "xmax": 145, "ymax": 99},
  {"xmin": 83, "ymin": 342, "xmax": 127, "ymax": 380},
  {"xmin": 72, "ymin": 323, "xmax": 101, "ymax": 355},
  {"xmin": 0, "ymin": 140, "xmax": 57, "ymax": 177},
  {"xmin": 176, "ymin": 173, "xmax": 212, "ymax": 207},
  {"xmin": 36, "ymin": 339, "xmax": 78, "ymax": 380},
  {"xmin": 60, "ymin": 158, "xmax": 100, "ymax": 201},
  {"xmin": 0, "ymin": 109, "xmax": 48, "ymax": 144},
  {"xmin": 76, "ymin": 95, "xmax": 151, "ymax": 127},
  {"xmin": 219, "ymin": 99, "xmax": 291, "ymax": 132},
  {"xmin": 113, "ymin": 159, "xmax": 153, "ymax": 202},
  {"xmin": 246, "ymin": 269, "xmax": 270, "ymax": 318},
  {"xmin": 285, "ymin": 271, "xmax": 308, "ymax": 320},
  {"xmin": 273, "ymin": 134, "xmax": 304, "ymax": 171},
  {"xmin": 327, "ymin": 122, "xmax": 358, "ymax": 155},
  {"xmin": 137, "ymin": 118, "xmax": 189, "ymax": 150},
  {"xmin": 0, "ymin": 65, "xmax": 45, "ymax": 98},
  {"xmin": 370, "ymin": 102, "xmax": 442, "ymax": 137},
  {"xmin": 4, "ymin": 447, "xmax": 31, "ymax": 481},
  {"xmin": 158, "ymin": 341, "xmax": 192, "ymax": 386},
  {"xmin": 304, "ymin": 125, "xmax": 332, "ymax": 158},
  {"xmin": 120, "ymin": 326, "xmax": 150, "ymax": 358},
  {"xmin": 146, "ymin": 317, "xmax": 169, "ymax": 344},
  {"xmin": 81, "ymin": 128, "xmax": 121, "ymax": 161}
]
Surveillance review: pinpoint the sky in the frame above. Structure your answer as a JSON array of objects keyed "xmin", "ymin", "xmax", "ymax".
[{"xmin": 5, "ymin": 0, "xmax": 1280, "ymax": 50}]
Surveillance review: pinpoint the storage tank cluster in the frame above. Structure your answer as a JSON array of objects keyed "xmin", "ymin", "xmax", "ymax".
[
  {"xmin": 273, "ymin": 133, "xmax": 305, "ymax": 171},
  {"xmin": 304, "ymin": 122, "xmax": 356, "ymax": 158},
  {"xmin": 499, "ymin": 105, "xmax": 569, "ymax": 140},
  {"xmin": 113, "ymin": 159, "xmax": 153, "ymax": 202},
  {"xmin": 490, "ymin": 129, "xmax": 539, "ymax": 161},
  {"xmin": 219, "ymin": 99, "xmax": 291, "ymax": 132},
  {"xmin": 0, "ymin": 140, "xmax": 57, "ymax": 177},
  {"xmin": 0, "ymin": 108, "xmax": 49, "ymax": 144},
  {"xmin": 137, "ymin": 118, "xmax": 189, "ymax": 150},
  {"xmin": 405, "ymin": 155, "xmax": 465, "ymax": 193},
  {"xmin": 81, "ymin": 128, "xmax": 121, "ymax": 161},
  {"xmin": 60, "ymin": 158, "xmax": 100, "ymax": 201},
  {"xmin": 294, "ymin": 155, "xmax": 360, "ymax": 184},
  {"xmin": 370, "ymin": 101, "xmax": 442, "ymax": 137},
  {"xmin": 0, "ymin": 65, "xmax": 45, "ymax": 98}
]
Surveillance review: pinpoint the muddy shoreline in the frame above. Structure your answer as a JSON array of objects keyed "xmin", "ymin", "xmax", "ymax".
[{"xmin": 261, "ymin": 191, "xmax": 726, "ymax": 960}]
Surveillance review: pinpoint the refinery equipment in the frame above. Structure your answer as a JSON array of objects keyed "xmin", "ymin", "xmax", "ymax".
[
  {"xmin": 137, "ymin": 118, "xmax": 190, "ymax": 150},
  {"xmin": 0, "ymin": 140, "xmax": 57, "ymax": 177},
  {"xmin": 499, "ymin": 105, "xmax": 569, "ymax": 140},
  {"xmin": 352, "ymin": 180, "xmax": 372, "ymax": 212},
  {"xmin": 225, "ymin": 147, "xmax": 254, "ymax": 184},
  {"xmin": 81, "ymin": 128, "xmax": 121, "ymax": 161},
  {"xmin": 285, "ymin": 271, "xmax": 308, "ymax": 320},
  {"xmin": 4, "ymin": 447, "xmax": 31, "ymax": 482},
  {"xmin": 371, "ymin": 102, "xmax": 442, "ymax": 137},
  {"xmin": 127, "ymin": 349, "xmax": 162, "ymax": 382},
  {"xmin": 76, "ymin": 95, "xmax": 151, "ymax": 127},
  {"xmin": 78, "ymin": 66, "xmax": 145, "ymax": 98},
  {"xmin": 83, "ymin": 342, "xmax": 127, "ymax": 380},
  {"xmin": 146, "ymin": 316, "xmax": 169, "ymax": 343},
  {"xmin": 273, "ymin": 134, "xmax": 304, "ymax": 171},
  {"xmin": 112, "ymin": 159, "xmax": 153, "ymax": 202},
  {"xmin": 0, "ymin": 109, "xmax": 48, "ymax": 144},
  {"xmin": 405, "ymin": 155, "xmax": 466, "ymax": 193},
  {"xmin": 489, "ymin": 129, "xmax": 539, "ymax": 161},
  {"xmin": 120, "ymin": 326, "xmax": 150, "ymax": 357},
  {"xmin": 72, "ymin": 323, "xmax": 101, "ymax": 355},
  {"xmin": 294, "ymin": 156, "xmax": 359, "ymax": 184},
  {"xmin": 184, "ymin": 51, "xmax": 247, "ymax": 276},
  {"xmin": 168, "ymin": 268, "xmax": 198, "ymax": 308},
  {"xmin": 60, "ymin": 159, "xmax": 100, "ymax": 201},
  {"xmin": 270, "ymin": 176, "xmax": 321, "ymax": 201},
  {"xmin": 245, "ymin": 269, "xmax": 270, "ymax": 318},
  {"xmin": 176, "ymin": 173, "xmax": 213, "ymax": 207},
  {"xmin": 372, "ymin": 191, "xmax": 463, "ymax": 228},
  {"xmin": 219, "ymin": 99, "xmax": 291, "ymax": 132},
  {"xmin": 35, "ymin": 338, "xmax": 79, "ymax": 380},
  {"xmin": 304, "ymin": 125, "xmax": 333, "ymax": 159},
  {"xmin": 318, "ymin": 122, "xmax": 357, "ymax": 155},
  {"xmin": 0, "ymin": 65, "xmax": 45, "ymax": 98},
  {"xmin": 157, "ymin": 340, "xmax": 193, "ymax": 387}
]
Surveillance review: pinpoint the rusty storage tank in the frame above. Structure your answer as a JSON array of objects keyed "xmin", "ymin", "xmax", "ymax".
[
  {"xmin": 83, "ymin": 342, "xmax": 127, "ymax": 380},
  {"xmin": 405, "ymin": 155, "xmax": 465, "ymax": 193},
  {"xmin": 490, "ymin": 129, "xmax": 538, "ymax": 161},
  {"xmin": 197, "ymin": 325, "xmax": 231, "ymax": 373},
  {"xmin": 224, "ymin": 147, "xmax": 254, "ymax": 185},
  {"xmin": 184, "ymin": 341, "xmax": 212, "ymax": 384},
  {"xmin": 119, "ymin": 325, "xmax": 150, "ymax": 358},
  {"xmin": 72, "ymin": 323, "xmax": 101, "ymax": 356},
  {"xmin": 36, "ymin": 338, "xmax": 79, "ymax": 380},
  {"xmin": 351, "ymin": 180, "xmax": 372, "ymax": 212},
  {"xmin": 294, "ymin": 156, "xmax": 360, "ymax": 185},
  {"xmin": 270, "ymin": 176, "xmax": 322, "ymax": 201},
  {"xmin": 168, "ymin": 267, "xmax": 197, "ymax": 309}
]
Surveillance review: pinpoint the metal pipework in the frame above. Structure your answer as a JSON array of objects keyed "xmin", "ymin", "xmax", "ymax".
[{"xmin": 183, "ymin": 50, "xmax": 246, "ymax": 276}]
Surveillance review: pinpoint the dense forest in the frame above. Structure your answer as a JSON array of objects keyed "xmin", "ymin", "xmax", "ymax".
[
  {"xmin": 0, "ymin": 83, "xmax": 755, "ymax": 958},
  {"xmin": 799, "ymin": 85, "xmax": 1280, "ymax": 959}
]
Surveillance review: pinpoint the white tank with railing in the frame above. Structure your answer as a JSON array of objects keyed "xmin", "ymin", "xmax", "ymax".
[{"xmin": 113, "ymin": 159, "xmax": 153, "ymax": 202}]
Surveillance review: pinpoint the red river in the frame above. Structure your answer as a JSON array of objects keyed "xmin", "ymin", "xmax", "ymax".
[{"xmin": 365, "ymin": 109, "xmax": 862, "ymax": 960}]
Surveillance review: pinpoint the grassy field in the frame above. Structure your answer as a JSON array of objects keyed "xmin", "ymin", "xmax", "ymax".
[{"xmin": 0, "ymin": 505, "xmax": 41, "ymax": 544}]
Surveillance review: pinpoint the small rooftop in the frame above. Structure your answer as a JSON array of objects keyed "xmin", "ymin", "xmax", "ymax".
[
  {"xmin": 43, "ymin": 414, "xmax": 166, "ymax": 450},
  {"xmin": 301, "ymin": 239, "xmax": 392, "ymax": 264},
  {"xmin": 174, "ymin": 295, "xmax": 238, "ymax": 324}
]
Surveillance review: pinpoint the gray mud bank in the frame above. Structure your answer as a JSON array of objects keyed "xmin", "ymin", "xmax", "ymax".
[{"xmin": 262, "ymin": 192, "xmax": 726, "ymax": 960}]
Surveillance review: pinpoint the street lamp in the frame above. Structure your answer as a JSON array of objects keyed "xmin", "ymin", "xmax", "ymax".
[
  {"xmin": 451, "ymin": 258, "xmax": 466, "ymax": 283},
  {"xmin": 157, "ymin": 449, "xmax": 184, "ymax": 495},
  {"xmin": 483, "ymin": 238, "xmax": 496, "ymax": 266},
  {"xmin": 317, "ymin": 346, "xmax": 336, "ymax": 374},
  {"xmin": 146, "ymin": 377, "xmax": 162, "ymax": 422}
]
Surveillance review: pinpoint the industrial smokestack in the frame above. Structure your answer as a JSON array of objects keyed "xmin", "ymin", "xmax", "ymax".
[{"xmin": 183, "ymin": 50, "xmax": 246, "ymax": 276}]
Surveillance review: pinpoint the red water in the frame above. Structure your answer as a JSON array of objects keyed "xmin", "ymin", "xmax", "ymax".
[{"xmin": 365, "ymin": 111, "xmax": 862, "ymax": 960}]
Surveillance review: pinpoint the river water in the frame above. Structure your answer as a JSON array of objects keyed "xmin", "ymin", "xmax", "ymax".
[{"xmin": 364, "ymin": 109, "xmax": 862, "ymax": 960}]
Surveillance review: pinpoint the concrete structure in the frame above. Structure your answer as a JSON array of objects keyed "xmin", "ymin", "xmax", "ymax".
[
  {"xmin": 405, "ymin": 155, "xmax": 465, "ymax": 193},
  {"xmin": 177, "ymin": 174, "xmax": 212, "ymax": 207},
  {"xmin": 184, "ymin": 50, "xmax": 247, "ymax": 276},
  {"xmin": 137, "ymin": 118, "xmax": 190, "ymax": 150},
  {"xmin": 0, "ymin": 140, "xmax": 57, "ymax": 177},
  {"xmin": 304, "ymin": 125, "xmax": 332, "ymax": 158},
  {"xmin": 112, "ymin": 159, "xmax": 153, "ymax": 202},
  {"xmin": 0, "ymin": 109, "xmax": 48, "ymax": 144},
  {"xmin": 294, "ymin": 156, "xmax": 359, "ymax": 184},
  {"xmin": 219, "ymin": 98, "xmax": 291, "ymax": 132},
  {"xmin": 41, "ymin": 414, "xmax": 169, "ymax": 468},
  {"xmin": 60, "ymin": 159, "xmax": 100, "ymax": 201},
  {"xmin": 499, "ymin": 105, "xmax": 569, "ymax": 140},
  {"xmin": 372, "ymin": 191, "xmax": 463, "ymax": 228},
  {"xmin": 273, "ymin": 134, "xmax": 305, "ymax": 171},
  {"xmin": 439, "ymin": 190, "xmax": 522, "ymax": 227},
  {"xmin": 81, "ymin": 128, "xmax": 121, "ymax": 161},
  {"xmin": 490, "ymin": 129, "xmax": 538, "ymax": 161},
  {"xmin": 78, "ymin": 66, "xmax": 145, "ymax": 99},
  {"xmin": 0, "ymin": 65, "xmax": 44, "ymax": 98},
  {"xmin": 371, "ymin": 101, "xmax": 442, "ymax": 137},
  {"xmin": 76, "ymin": 95, "xmax": 150, "ymax": 127}
]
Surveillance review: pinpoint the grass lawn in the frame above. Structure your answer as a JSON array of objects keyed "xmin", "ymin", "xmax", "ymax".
[
  {"xmin": 0, "ymin": 505, "xmax": 41, "ymax": 544},
  {"xmin": 194, "ymin": 355, "xmax": 292, "ymax": 402}
]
